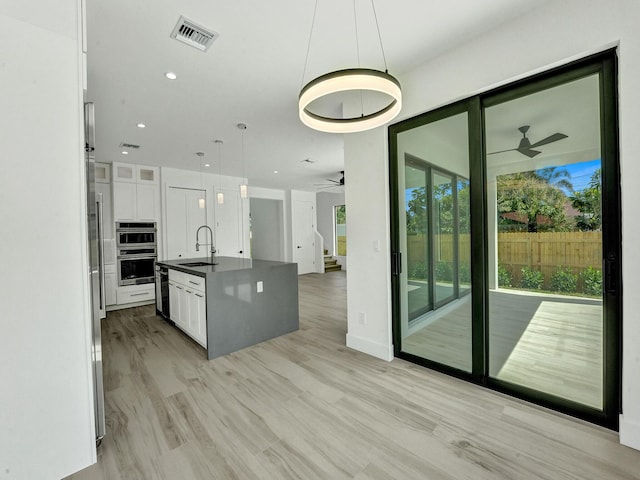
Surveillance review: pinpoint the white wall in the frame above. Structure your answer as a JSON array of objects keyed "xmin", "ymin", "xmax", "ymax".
[
  {"xmin": 0, "ymin": 1, "xmax": 97, "ymax": 478},
  {"xmin": 344, "ymin": 0, "xmax": 640, "ymax": 450},
  {"xmin": 316, "ymin": 191, "xmax": 347, "ymax": 269}
]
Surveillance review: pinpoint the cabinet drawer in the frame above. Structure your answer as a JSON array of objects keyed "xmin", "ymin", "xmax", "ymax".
[
  {"xmin": 117, "ymin": 284, "xmax": 155, "ymax": 305},
  {"xmin": 185, "ymin": 273, "xmax": 205, "ymax": 292},
  {"xmin": 169, "ymin": 269, "xmax": 186, "ymax": 285}
]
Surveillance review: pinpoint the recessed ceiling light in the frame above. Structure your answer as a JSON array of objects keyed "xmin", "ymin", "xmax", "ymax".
[
  {"xmin": 204, "ymin": 163, "xmax": 210, "ymax": 167},
  {"xmin": 121, "ymin": 151, "xmax": 129, "ymax": 155},
  {"xmin": 274, "ymin": 170, "xmax": 278, "ymax": 174},
  {"xmin": 165, "ymin": 72, "xmax": 177, "ymax": 80},
  {"xmin": 136, "ymin": 123, "xmax": 146, "ymax": 128}
]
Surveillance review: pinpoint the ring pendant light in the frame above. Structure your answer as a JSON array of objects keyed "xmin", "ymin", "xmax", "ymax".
[{"xmin": 298, "ymin": 0, "xmax": 401, "ymax": 133}]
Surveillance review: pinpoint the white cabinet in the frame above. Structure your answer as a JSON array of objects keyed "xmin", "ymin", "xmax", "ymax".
[
  {"xmin": 116, "ymin": 283, "xmax": 155, "ymax": 305},
  {"xmin": 104, "ymin": 263, "xmax": 117, "ymax": 306},
  {"xmin": 166, "ymin": 187, "xmax": 207, "ymax": 259},
  {"xmin": 215, "ymin": 187, "xmax": 248, "ymax": 258},
  {"xmin": 112, "ymin": 162, "xmax": 160, "ymax": 222},
  {"xmin": 168, "ymin": 269, "xmax": 207, "ymax": 347}
]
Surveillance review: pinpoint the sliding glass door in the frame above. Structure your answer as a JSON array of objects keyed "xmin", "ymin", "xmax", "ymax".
[
  {"xmin": 393, "ymin": 107, "xmax": 473, "ymax": 373},
  {"xmin": 390, "ymin": 51, "xmax": 620, "ymax": 428}
]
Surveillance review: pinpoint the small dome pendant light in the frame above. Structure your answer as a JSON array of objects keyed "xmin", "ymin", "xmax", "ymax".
[
  {"xmin": 215, "ymin": 140, "xmax": 224, "ymax": 205},
  {"xmin": 298, "ymin": 0, "xmax": 401, "ymax": 133},
  {"xmin": 237, "ymin": 123, "xmax": 249, "ymax": 199}
]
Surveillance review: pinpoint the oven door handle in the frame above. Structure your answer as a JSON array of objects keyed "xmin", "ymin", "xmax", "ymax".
[{"xmin": 117, "ymin": 254, "xmax": 158, "ymax": 260}]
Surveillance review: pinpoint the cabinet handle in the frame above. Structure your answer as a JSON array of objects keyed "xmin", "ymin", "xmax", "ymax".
[
  {"xmin": 186, "ymin": 289, "xmax": 193, "ymax": 294},
  {"xmin": 131, "ymin": 292, "xmax": 149, "ymax": 297},
  {"xmin": 176, "ymin": 286, "xmax": 183, "ymax": 290},
  {"xmin": 189, "ymin": 280, "xmax": 200, "ymax": 285},
  {"xmin": 195, "ymin": 293, "xmax": 204, "ymax": 298}
]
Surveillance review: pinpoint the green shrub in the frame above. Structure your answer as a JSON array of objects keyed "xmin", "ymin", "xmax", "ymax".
[
  {"xmin": 550, "ymin": 266, "xmax": 577, "ymax": 293},
  {"xmin": 581, "ymin": 266, "xmax": 602, "ymax": 296},
  {"xmin": 409, "ymin": 261, "xmax": 428, "ymax": 280},
  {"xmin": 459, "ymin": 262, "xmax": 471, "ymax": 284},
  {"xmin": 498, "ymin": 264, "xmax": 512, "ymax": 287},
  {"xmin": 520, "ymin": 266, "xmax": 544, "ymax": 290},
  {"xmin": 436, "ymin": 261, "xmax": 453, "ymax": 282}
]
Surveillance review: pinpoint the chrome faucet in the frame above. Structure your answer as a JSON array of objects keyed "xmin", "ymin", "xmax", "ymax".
[{"xmin": 195, "ymin": 225, "xmax": 216, "ymax": 264}]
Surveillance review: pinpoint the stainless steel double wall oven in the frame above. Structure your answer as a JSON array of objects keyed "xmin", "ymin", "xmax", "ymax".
[{"xmin": 116, "ymin": 221, "xmax": 157, "ymax": 286}]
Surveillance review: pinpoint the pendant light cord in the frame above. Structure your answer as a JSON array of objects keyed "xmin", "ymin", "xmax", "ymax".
[
  {"xmin": 300, "ymin": 0, "xmax": 319, "ymax": 89},
  {"xmin": 371, "ymin": 0, "xmax": 388, "ymax": 72}
]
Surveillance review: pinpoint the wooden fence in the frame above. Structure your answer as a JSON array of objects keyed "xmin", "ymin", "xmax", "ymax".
[
  {"xmin": 406, "ymin": 231, "xmax": 602, "ymax": 290},
  {"xmin": 498, "ymin": 231, "xmax": 601, "ymax": 289},
  {"xmin": 337, "ymin": 236, "xmax": 347, "ymax": 256}
]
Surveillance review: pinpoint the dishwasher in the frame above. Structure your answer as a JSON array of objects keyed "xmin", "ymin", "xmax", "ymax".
[{"xmin": 155, "ymin": 264, "xmax": 170, "ymax": 320}]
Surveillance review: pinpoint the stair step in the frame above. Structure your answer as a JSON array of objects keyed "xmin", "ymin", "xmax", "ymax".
[{"xmin": 325, "ymin": 264, "xmax": 342, "ymax": 272}]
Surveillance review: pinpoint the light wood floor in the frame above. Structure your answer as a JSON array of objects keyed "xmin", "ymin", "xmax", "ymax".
[
  {"xmin": 404, "ymin": 289, "xmax": 603, "ymax": 408},
  {"xmin": 68, "ymin": 272, "xmax": 640, "ymax": 480}
]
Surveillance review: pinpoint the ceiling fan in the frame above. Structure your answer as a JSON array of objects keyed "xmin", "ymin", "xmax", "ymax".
[
  {"xmin": 314, "ymin": 171, "xmax": 344, "ymax": 190},
  {"xmin": 488, "ymin": 125, "xmax": 568, "ymax": 158}
]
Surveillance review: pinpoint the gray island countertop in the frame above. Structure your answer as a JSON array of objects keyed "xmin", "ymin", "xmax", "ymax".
[
  {"xmin": 157, "ymin": 256, "xmax": 292, "ymax": 276},
  {"xmin": 157, "ymin": 256, "xmax": 299, "ymax": 360}
]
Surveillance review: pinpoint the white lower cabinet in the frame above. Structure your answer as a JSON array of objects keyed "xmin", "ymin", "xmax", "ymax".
[
  {"xmin": 168, "ymin": 269, "xmax": 207, "ymax": 348},
  {"xmin": 116, "ymin": 283, "xmax": 155, "ymax": 305}
]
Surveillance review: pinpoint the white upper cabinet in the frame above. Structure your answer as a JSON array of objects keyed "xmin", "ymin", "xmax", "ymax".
[{"xmin": 112, "ymin": 162, "xmax": 160, "ymax": 221}]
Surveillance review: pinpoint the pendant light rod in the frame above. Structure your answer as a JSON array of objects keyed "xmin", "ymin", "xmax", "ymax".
[
  {"xmin": 214, "ymin": 139, "xmax": 224, "ymax": 205},
  {"xmin": 237, "ymin": 123, "xmax": 248, "ymax": 199},
  {"xmin": 370, "ymin": 0, "xmax": 388, "ymax": 71}
]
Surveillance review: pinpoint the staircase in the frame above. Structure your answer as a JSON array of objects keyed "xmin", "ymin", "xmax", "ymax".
[{"xmin": 323, "ymin": 250, "xmax": 342, "ymax": 272}]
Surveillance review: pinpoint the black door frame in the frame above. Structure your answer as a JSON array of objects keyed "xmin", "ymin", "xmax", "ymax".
[{"xmin": 389, "ymin": 49, "xmax": 621, "ymax": 429}]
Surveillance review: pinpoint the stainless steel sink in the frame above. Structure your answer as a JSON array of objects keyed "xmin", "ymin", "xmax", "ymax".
[{"xmin": 179, "ymin": 261, "xmax": 217, "ymax": 267}]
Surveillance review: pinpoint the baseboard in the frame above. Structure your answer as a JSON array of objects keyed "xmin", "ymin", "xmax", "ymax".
[
  {"xmin": 346, "ymin": 333, "xmax": 393, "ymax": 362},
  {"xmin": 620, "ymin": 415, "xmax": 640, "ymax": 451}
]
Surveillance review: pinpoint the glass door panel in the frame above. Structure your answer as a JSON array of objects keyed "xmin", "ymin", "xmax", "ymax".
[
  {"xmin": 485, "ymin": 73, "xmax": 604, "ymax": 409},
  {"xmin": 433, "ymin": 172, "xmax": 455, "ymax": 306},
  {"xmin": 396, "ymin": 111, "xmax": 472, "ymax": 373}
]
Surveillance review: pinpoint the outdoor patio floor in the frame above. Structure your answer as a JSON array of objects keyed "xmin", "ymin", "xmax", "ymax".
[{"xmin": 403, "ymin": 289, "xmax": 603, "ymax": 409}]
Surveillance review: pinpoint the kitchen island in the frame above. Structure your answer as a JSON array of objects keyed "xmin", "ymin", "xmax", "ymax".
[{"xmin": 157, "ymin": 256, "xmax": 299, "ymax": 360}]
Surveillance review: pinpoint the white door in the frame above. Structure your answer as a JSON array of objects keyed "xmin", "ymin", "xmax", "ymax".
[
  {"xmin": 294, "ymin": 199, "xmax": 315, "ymax": 274},
  {"xmin": 215, "ymin": 188, "xmax": 244, "ymax": 257},
  {"xmin": 166, "ymin": 187, "xmax": 207, "ymax": 259}
]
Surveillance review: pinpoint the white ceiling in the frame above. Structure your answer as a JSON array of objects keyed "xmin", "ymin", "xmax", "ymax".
[{"xmin": 86, "ymin": 0, "xmax": 549, "ymax": 191}]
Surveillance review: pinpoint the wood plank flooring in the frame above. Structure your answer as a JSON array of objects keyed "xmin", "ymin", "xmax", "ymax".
[{"xmin": 68, "ymin": 272, "xmax": 640, "ymax": 480}]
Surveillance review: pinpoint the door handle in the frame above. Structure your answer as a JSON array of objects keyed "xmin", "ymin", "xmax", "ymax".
[
  {"xmin": 391, "ymin": 252, "xmax": 402, "ymax": 276},
  {"xmin": 297, "ymin": 246, "xmax": 301, "ymax": 249},
  {"xmin": 605, "ymin": 253, "xmax": 617, "ymax": 294}
]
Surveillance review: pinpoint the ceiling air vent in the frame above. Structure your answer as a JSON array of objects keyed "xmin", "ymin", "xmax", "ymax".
[
  {"xmin": 119, "ymin": 142, "xmax": 140, "ymax": 149},
  {"xmin": 170, "ymin": 16, "xmax": 219, "ymax": 52}
]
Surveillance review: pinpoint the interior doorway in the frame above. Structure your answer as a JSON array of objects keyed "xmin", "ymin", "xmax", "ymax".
[{"xmin": 250, "ymin": 198, "xmax": 285, "ymax": 261}]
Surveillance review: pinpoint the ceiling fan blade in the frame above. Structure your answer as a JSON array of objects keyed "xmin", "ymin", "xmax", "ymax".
[
  {"xmin": 518, "ymin": 148, "xmax": 541, "ymax": 158},
  {"xmin": 487, "ymin": 148, "xmax": 518, "ymax": 155},
  {"xmin": 529, "ymin": 133, "xmax": 568, "ymax": 148}
]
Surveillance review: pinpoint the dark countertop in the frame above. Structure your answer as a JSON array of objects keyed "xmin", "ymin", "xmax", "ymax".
[{"xmin": 157, "ymin": 256, "xmax": 295, "ymax": 277}]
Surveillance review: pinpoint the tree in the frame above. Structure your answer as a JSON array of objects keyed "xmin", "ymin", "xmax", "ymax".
[
  {"xmin": 405, "ymin": 180, "xmax": 469, "ymax": 235},
  {"xmin": 497, "ymin": 167, "xmax": 573, "ymax": 233},
  {"xmin": 571, "ymin": 168, "xmax": 601, "ymax": 231}
]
